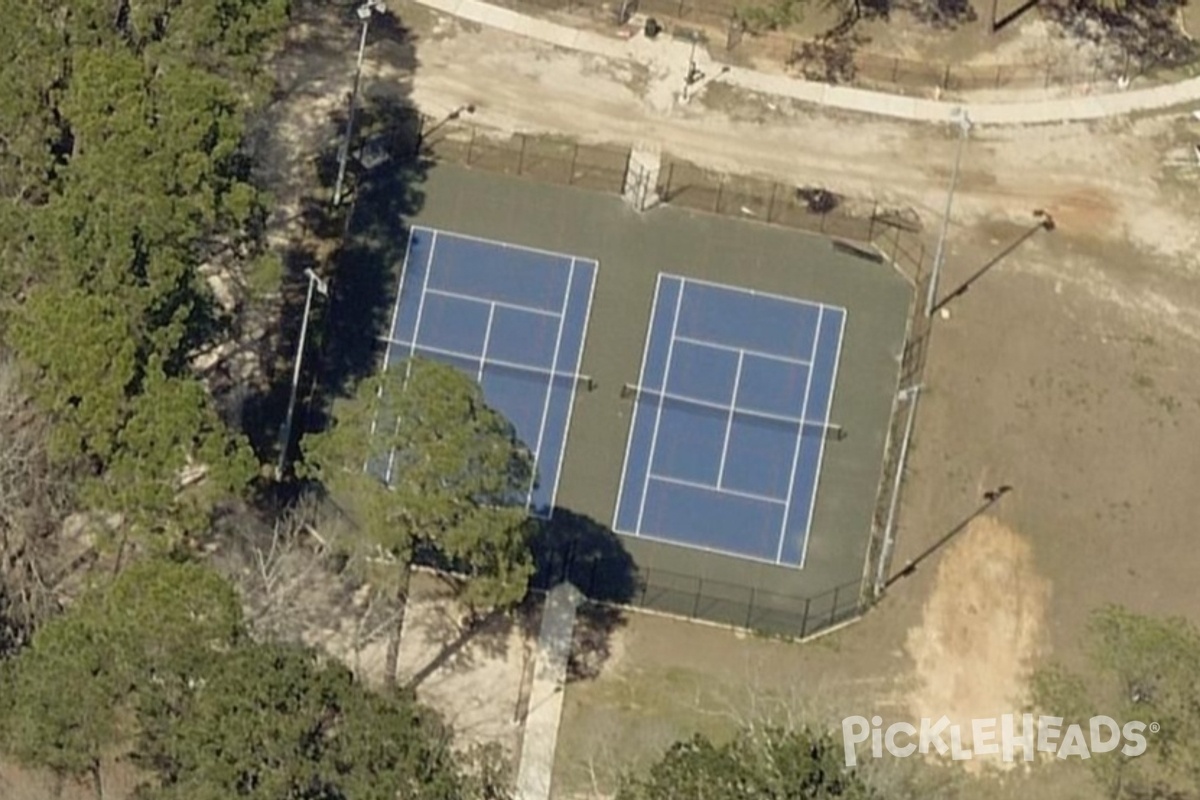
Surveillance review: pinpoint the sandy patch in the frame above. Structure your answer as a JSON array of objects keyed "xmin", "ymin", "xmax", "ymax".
[{"xmin": 903, "ymin": 516, "xmax": 1049, "ymax": 769}]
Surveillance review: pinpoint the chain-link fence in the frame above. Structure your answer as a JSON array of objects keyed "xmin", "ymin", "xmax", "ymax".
[
  {"xmin": 374, "ymin": 109, "xmax": 632, "ymax": 195},
  {"xmin": 656, "ymin": 156, "xmax": 922, "ymax": 249},
  {"xmin": 530, "ymin": 546, "xmax": 865, "ymax": 639}
]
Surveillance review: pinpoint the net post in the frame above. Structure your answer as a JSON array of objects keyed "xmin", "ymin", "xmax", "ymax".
[
  {"xmin": 466, "ymin": 126, "xmax": 477, "ymax": 165},
  {"xmin": 714, "ymin": 175, "xmax": 723, "ymax": 213},
  {"xmin": 745, "ymin": 587, "xmax": 755, "ymax": 629},
  {"xmin": 568, "ymin": 143, "xmax": 579, "ymax": 184},
  {"xmin": 517, "ymin": 133, "xmax": 528, "ymax": 176}
]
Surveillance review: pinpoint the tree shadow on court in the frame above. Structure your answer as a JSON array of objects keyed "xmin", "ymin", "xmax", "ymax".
[
  {"xmin": 528, "ymin": 509, "xmax": 639, "ymax": 683},
  {"xmin": 398, "ymin": 511, "xmax": 638, "ymax": 689},
  {"xmin": 234, "ymin": 0, "xmax": 428, "ymax": 473}
]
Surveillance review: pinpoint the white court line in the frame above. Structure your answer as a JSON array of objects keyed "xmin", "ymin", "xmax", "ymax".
[
  {"xmin": 716, "ymin": 350, "xmax": 744, "ymax": 489},
  {"xmin": 611, "ymin": 527, "xmax": 790, "ymax": 569},
  {"xmin": 477, "ymin": 302, "xmax": 496, "ymax": 382},
  {"xmin": 386, "ymin": 230, "xmax": 439, "ymax": 484},
  {"xmin": 546, "ymin": 259, "xmax": 598, "ymax": 520},
  {"xmin": 425, "ymin": 286, "xmax": 561, "ymax": 320},
  {"xmin": 612, "ymin": 272, "xmax": 664, "ymax": 534},
  {"xmin": 381, "ymin": 226, "xmax": 421, "ymax": 373},
  {"xmin": 431, "ymin": 227, "xmax": 595, "ymax": 265},
  {"xmin": 659, "ymin": 272, "xmax": 847, "ymax": 317},
  {"xmin": 377, "ymin": 336, "xmax": 580, "ymax": 383},
  {"xmin": 625, "ymin": 384, "xmax": 807, "ymax": 428},
  {"xmin": 368, "ymin": 225, "xmax": 419, "ymax": 456},
  {"xmin": 776, "ymin": 303, "xmax": 824, "ymax": 564},
  {"xmin": 650, "ymin": 473, "xmax": 786, "ymax": 507},
  {"xmin": 635, "ymin": 276, "xmax": 685, "ymax": 535},
  {"xmin": 526, "ymin": 258, "xmax": 574, "ymax": 513},
  {"xmin": 798, "ymin": 308, "xmax": 847, "ymax": 569},
  {"xmin": 674, "ymin": 334, "xmax": 811, "ymax": 368}
]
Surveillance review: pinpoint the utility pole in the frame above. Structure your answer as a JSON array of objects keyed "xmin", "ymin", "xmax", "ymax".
[
  {"xmin": 925, "ymin": 108, "xmax": 972, "ymax": 318},
  {"xmin": 332, "ymin": 0, "xmax": 384, "ymax": 207},
  {"xmin": 276, "ymin": 268, "xmax": 329, "ymax": 480}
]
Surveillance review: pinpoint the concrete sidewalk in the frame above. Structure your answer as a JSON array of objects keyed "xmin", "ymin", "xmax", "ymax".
[{"xmin": 413, "ymin": 0, "xmax": 1200, "ymax": 126}]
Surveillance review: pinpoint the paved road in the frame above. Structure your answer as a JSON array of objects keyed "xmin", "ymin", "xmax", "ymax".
[{"xmin": 414, "ymin": 0, "xmax": 1200, "ymax": 126}]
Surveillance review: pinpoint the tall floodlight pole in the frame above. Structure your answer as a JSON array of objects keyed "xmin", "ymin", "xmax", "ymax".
[
  {"xmin": 332, "ymin": 0, "xmax": 384, "ymax": 207},
  {"xmin": 925, "ymin": 108, "xmax": 972, "ymax": 318},
  {"xmin": 277, "ymin": 268, "xmax": 330, "ymax": 480}
]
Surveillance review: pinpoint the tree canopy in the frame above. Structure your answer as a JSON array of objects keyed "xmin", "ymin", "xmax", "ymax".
[
  {"xmin": 302, "ymin": 357, "xmax": 536, "ymax": 605},
  {"xmin": 619, "ymin": 726, "xmax": 878, "ymax": 800},
  {"xmin": 0, "ymin": 0, "xmax": 290, "ymax": 544},
  {"xmin": 0, "ymin": 558, "xmax": 470, "ymax": 800},
  {"xmin": 1033, "ymin": 605, "xmax": 1200, "ymax": 799}
]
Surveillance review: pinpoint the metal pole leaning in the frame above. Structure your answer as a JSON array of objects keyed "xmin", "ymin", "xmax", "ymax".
[
  {"xmin": 925, "ymin": 108, "xmax": 971, "ymax": 318},
  {"xmin": 277, "ymin": 269, "xmax": 330, "ymax": 480},
  {"xmin": 333, "ymin": 0, "xmax": 383, "ymax": 207}
]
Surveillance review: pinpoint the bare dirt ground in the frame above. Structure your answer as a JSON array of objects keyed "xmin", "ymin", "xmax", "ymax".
[
  {"xmin": 902, "ymin": 516, "xmax": 1050, "ymax": 772},
  {"xmin": 356, "ymin": 5, "xmax": 1200, "ymax": 799}
]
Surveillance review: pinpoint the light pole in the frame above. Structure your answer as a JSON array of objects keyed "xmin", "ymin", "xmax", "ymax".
[
  {"xmin": 925, "ymin": 107, "xmax": 972, "ymax": 318},
  {"xmin": 277, "ymin": 268, "xmax": 329, "ymax": 480},
  {"xmin": 930, "ymin": 210, "xmax": 1054, "ymax": 316},
  {"xmin": 883, "ymin": 485, "xmax": 1013, "ymax": 590},
  {"xmin": 332, "ymin": 0, "xmax": 384, "ymax": 207}
]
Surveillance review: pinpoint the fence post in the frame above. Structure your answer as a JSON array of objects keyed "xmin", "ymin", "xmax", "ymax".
[
  {"xmin": 867, "ymin": 200, "xmax": 877, "ymax": 243},
  {"xmin": 766, "ymin": 182, "xmax": 778, "ymax": 224},
  {"xmin": 415, "ymin": 112, "xmax": 425, "ymax": 156},
  {"xmin": 466, "ymin": 126, "xmax": 476, "ymax": 165},
  {"xmin": 714, "ymin": 176, "xmax": 723, "ymax": 214},
  {"xmin": 568, "ymin": 142, "xmax": 579, "ymax": 185},
  {"xmin": 692, "ymin": 578, "xmax": 703, "ymax": 618},
  {"xmin": 831, "ymin": 585, "xmax": 841, "ymax": 627},
  {"xmin": 745, "ymin": 588, "xmax": 755, "ymax": 629},
  {"xmin": 941, "ymin": 63, "xmax": 951, "ymax": 91},
  {"xmin": 800, "ymin": 597, "xmax": 812, "ymax": 638},
  {"xmin": 994, "ymin": 64, "xmax": 1002, "ymax": 89},
  {"xmin": 662, "ymin": 161, "xmax": 674, "ymax": 202},
  {"xmin": 640, "ymin": 568, "xmax": 650, "ymax": 606},
  {"xmin": 517, "ymin": 133, "xmax": 527, "ymax": 176},
  {"xmin": 891, "ymin": 56, "xmax": 899, "ymax": 84}
]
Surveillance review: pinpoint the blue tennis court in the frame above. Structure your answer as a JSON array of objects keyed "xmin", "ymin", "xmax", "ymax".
[
  {"xmin": 378, "ymin": 226, "xmax": 597, "ymax": 518},
  {"xmin": 614, "ymin": 275, "xmax": 846, "ymax": 567}
]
